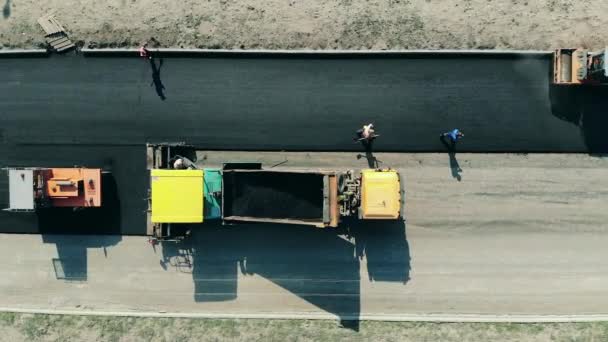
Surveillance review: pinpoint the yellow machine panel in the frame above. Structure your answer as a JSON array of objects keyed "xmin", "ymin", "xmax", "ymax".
[
  {"xmin": 360, "ymin": 169, "xmax": 401, "ymax": 219},
  {"xmin": 151, "ymin": 169, "xmax": 204, "ymax": 223}
]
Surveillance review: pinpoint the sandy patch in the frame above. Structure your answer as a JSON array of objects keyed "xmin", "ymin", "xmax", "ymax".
[{"xmin": 0, "ymin": 0, "xmax": 606, "ymax": 50}]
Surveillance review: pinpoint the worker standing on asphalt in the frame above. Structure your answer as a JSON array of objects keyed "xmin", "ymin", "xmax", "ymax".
[
  {"xmin": 440, "ymin": 128, "xmax": 464, "ymax": 146},
  {"xmin": 139, "ymin": 42, "xmax": 151, "ymax": 59},
  {"xmin": 354, "ymin": 123, "xmax": 376, "ymax": 142}
]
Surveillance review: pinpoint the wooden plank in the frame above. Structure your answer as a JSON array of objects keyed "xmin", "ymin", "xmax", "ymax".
[
  {"xmin": 53, "ymin": 39, "xmax": 70, "ymax": 47},
  {"xmin": 55, "ymin": 43, "xmax": 75, "ymax": 52},
  {"xmin": 40, "ymin": 23, "xmax": 59, "ymax": 35},
  {"xmin": 54, "ymin": 41, "xmax": 72, "ymax": 50},
  {"xmin": 39, "ymin": 22, "xmax": 53, "ymax": 34},
  {"xmin": 48, "ymin": 17, "xmax": 66, "ymax": 32},
  {"xmin": 37, "ymin": 14, "xmax": 65, "ymax": 35},
  {"xmin": 56, "ymin": 41, "xmax": 74, "ymax": 49},
  {"xmin": 50, "ymin": 37, "xmax": 70, "ymax": 46},
  {"xmin": 37, "ymin": 17, "xmax": 55, "ymax": 35},
  {"xmin": 46, "ymin": 32, "xmax": 65, "ymax": 38},
  {"xmin": 37, "ymin": 17, "xmax": 49, "ymax": 31},
  {"xmin": 56, "ymin": 46, "xmax": 75, "ymax": 53},
  {"xmin": 46, "ymin": 36, "xmax": 68, "ymax": 45}
]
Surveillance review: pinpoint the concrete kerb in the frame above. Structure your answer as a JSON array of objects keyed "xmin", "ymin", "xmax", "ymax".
[
  {"xmin": 1, "ymin": 307, "xmax": 608, "ymax": 323},
  {"xmin": 81, "ymin": 48, "xmax": 552, "ymax": 58},
  {"xmin": 0, "ymin": 49, "xmax": 49, "ymax": 58},
  {"xmin": 0, "ymin": 48, "xmax": 551, "ymax": 59},
  {"xmin": 0, "ymin": 48, "xmax": 553, "ymax": 59}
]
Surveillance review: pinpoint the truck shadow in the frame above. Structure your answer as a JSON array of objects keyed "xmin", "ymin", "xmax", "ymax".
[
  {"xmin": 37, "ymin": 173, "xmax": 122, "ymax": 281},
  {"xmin": 346, "ymin": 219, "xmax": 410, "ymax": 284},
  {"xmin": 0, "ymin": 145, "xmax": 148, "ymax": 281},
  {"xmin": 160, "ymin": 219, "xmax": 410, "ymax": 330},
  {"xmin": 549, "ymin": 84, "xmax": 608, "ymax": 154}
]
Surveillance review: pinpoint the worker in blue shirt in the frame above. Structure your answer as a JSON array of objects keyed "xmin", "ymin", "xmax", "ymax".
[{"xmin": 440, "ymin": 129, "xmax": 464, "ymax": 146}]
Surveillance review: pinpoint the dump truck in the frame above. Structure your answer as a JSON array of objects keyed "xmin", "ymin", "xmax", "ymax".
[
  {"xmin": 146, "ymin": 143, "xmax": 404, "ymax": 239},
  {"xmin": 3, "ymin": 167, "xmax": 102, "ymax": 211},
  {"xmin": 553, "ymin": 48, "xmax": 608, "ymax": 85}
]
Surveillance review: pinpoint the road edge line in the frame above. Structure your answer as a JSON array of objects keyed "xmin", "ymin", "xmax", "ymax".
[
  {"xmin": 0, "ymin": 49, "xmax": 49, "ymax": 57},
  {"xmin": 1, "ymin": 308, "xmax": 607, "ymax": 322},
  {"xmin": 80, "ymin": 48, "xmax": 551, "ymax": 57}
]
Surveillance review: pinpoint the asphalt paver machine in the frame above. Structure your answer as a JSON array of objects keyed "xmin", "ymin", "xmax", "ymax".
[
  {"xmin": 3, "ymin": 167, "xmax": 102, "ymax": 212},
  {"xmin": 554, "ymin": 48, "xmax": 608, "ymax": 85}
]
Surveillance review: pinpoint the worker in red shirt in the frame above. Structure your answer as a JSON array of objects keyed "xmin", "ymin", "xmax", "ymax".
[
  {"xmin": 354, "ymin": 123, "xmax": 377, "ymax": 142},
  {"xmin": 139, "ymin": 42, "xmax": 151, "ymax": 59}
]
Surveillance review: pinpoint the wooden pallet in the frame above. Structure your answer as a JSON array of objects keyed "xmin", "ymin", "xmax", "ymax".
[
  {"xmin": 37, "ymin": 14, "xmax": 66, "ymax": 36},
  {"xmin": 38, "ymin": 14, "xmax": 75, "ymax": 53},
  {"xmin": 45, "ymin": 32, "xmax": 75, "ymax": 52}
]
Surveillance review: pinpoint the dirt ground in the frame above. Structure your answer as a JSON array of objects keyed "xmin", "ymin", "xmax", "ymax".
[{"xmin": 0, "ymin": 0, "xmax": 607, "ymax": 50}]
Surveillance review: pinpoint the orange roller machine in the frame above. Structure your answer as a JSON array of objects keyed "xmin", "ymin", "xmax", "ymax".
[{"xmin": 4, "ymin": 168, "xmax": 102, "ymax": 211}]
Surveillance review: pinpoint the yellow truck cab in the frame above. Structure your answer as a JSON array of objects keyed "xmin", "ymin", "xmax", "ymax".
[
  {"xmin": 359, "ymin": 169, "xmax": 402, "ymax": 220},
  {"xmin": 150, "ymin": 169, "xmax": 204, "ymax": 224}
]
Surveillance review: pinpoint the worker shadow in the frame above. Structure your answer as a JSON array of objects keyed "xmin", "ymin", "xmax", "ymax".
[
  {"xmin": 150, "ymin": 58, "xmax": 166, "ymax": 101},
  {"xmin": 356, "ymin": 141, "xmax": 380, "ymax": 168},
  {"xmin": 37, "ymin": 173, "xmax": 123, "ymax": 281},
  {"xmin": 2, "ymin": 0, "xmax": 10, "ymax": 19},
  {"xmin": 159, "ymin": 219, "xmax": 410, "ymax": 331},
  {"xmin": 440, "ymin": 136, "xmax": 462, "ymax": 181},
  {"xmin": 549, "ymin": 85, "xmax": 608, "ymax": 154}
]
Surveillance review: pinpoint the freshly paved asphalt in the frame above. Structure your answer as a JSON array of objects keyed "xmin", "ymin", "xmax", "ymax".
[
  {"xmin": 0, "ymin": 54, "xmax": 606, "ymax": 321},
  {"xmin": 1, "ymin": 53, "xmax": 603, "ymax": 152},
  {"xmin": 1, "ymin": 53, "xmax": 606, "ymax": 235}
]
